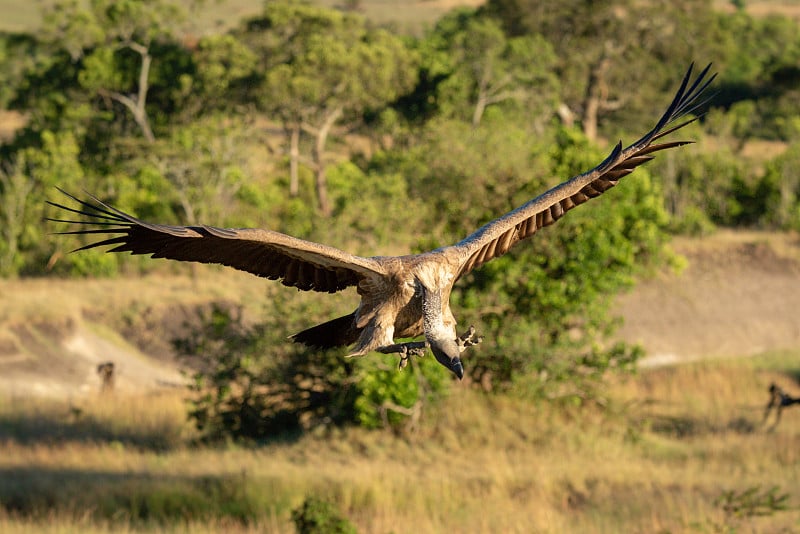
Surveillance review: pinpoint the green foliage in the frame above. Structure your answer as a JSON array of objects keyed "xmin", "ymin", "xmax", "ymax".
[
  {"xmin": 0, "ymin": 33, "xmax": 40, "ymax": 109},
  {"xmin": 451, "ymin": 129, "xmax": 666, "ymax": 396},
  {"xmin": 354, "ymin": 353, "xmax": 449, "ymax": 430},
  {"xmin": 173, "ymin": 300, "xmax": 362, "ymax": 442},
  {"xmin": 757, "ymin": 142, "xmax": 800, "ymax": 230},
  {"xmin": 424, "ymin": 11, "xmax": 559, "ymax": 126},
  {"xmin": 325, "ymin": 161, "xmax": 431, "ymax": 253},
  {"xmin": 385, "ymin": 117, "xmax": 554, "ymax": 242},
  {"xmin": 716, "ymin": 485, "xmax": 790, "ymax": 519},
  {"xmin": 656, "ymin": 147, "xmax": 751, "ymax": 231},
  {"xmin": 42, "ymin": 0, "xmax": 185, "ymax": 54},
  {"xmin": 241, "ymin": 2, "xmax": 419, "ymax": 214},
  {"xmin": 292, "ymin": 496, "xmax": 357, "ymax": 534},
  {"xmin": 190, "ymin": 34, "xmax": 257, "ymax": 109}
]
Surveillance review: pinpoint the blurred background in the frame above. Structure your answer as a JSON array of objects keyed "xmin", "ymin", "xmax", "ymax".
[{"xmin": 1, "ymin": 1, "xmax": 799, "ymax": 532}]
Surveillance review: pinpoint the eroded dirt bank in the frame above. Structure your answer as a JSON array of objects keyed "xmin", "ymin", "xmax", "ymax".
[{"xmin": 615, "ymin": 230, "xmax": 800, "ymax": 365}]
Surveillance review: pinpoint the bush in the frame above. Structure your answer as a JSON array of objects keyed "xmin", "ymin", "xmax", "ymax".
[
  {"xmin": 354, "ymin": 352, "xmax": 449, "ymax": 430},
  {"xmin": 174, "ymin": 301, "xmax": 360, "ymax": 441},
  {"xmin": 292, "ymin": 496, "xmax": 357, "ymax": 534},
  {"xmin": 174, "ymin": 297, "xmax": 451, "ymax": 440}
]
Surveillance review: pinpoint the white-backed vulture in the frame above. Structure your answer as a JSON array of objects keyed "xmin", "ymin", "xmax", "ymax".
[{"xmin": 48, "ymin": 64, "xmax": 715, "ymax": 379}]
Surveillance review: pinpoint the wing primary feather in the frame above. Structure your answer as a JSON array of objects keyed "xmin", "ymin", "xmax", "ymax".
[
  {"xmin": 51, "ymin": 228, "xmax": 130, "ymax": 236},
  {"xmin": 650, "ymin": 119, "xmax": 698, "ymax": 142},
  {"xmin": 45, "ymin": 200, "xmax": 124, "ymax": 223},
  {"xmin": 45, "ymin": 217, "xmax": 125, "ymax": 226},
  {"xmin": 636, "ymin": 141, "xmax": 693, "ymax": 157},
  {"xmin": 72, "ymin": 236, "xmax": 129, "ymax": 252},
  {"xmin": 54, "ymin": 188, "xmax": 130, "ymax": 222},
  {"xmin": 631, "ymin": 63, "xmax": 714, "ymax": 148}
]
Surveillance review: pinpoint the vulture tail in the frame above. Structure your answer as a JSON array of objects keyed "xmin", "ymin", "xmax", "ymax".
[{"xmin": 291, "ymin": 313, "xmax": 359, "ymax": 349}]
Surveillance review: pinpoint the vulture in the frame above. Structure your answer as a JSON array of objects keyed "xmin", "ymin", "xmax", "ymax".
[{"xmin": 48, "ymin": 64, "xmax": 715, "ymax": 380}]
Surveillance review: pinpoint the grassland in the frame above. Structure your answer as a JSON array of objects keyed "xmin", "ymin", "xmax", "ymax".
[
  {"xmin": 1, "ymin": 348, "xmax": 799, "ymax": 533},
  {"xmin": 1, "ymin": 1, "xmax": 798, "ymax": 35},
  {"xmin": 1, "ymin": 230, "xmax": 798, "ymax": 532}
]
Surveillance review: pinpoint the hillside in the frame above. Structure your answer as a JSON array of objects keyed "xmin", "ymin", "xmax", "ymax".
[
  {"xmin": 1, "ymin": 230, "xmax": 798, "ymax": 398},
  {"xmin": 617, "ymin": 230, "xmax": 800, "ymax": 366}
]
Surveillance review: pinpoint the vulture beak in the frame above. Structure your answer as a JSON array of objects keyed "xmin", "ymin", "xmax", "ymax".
[
  {"xmin": 430, "ymin": 338, "xmax": 465, "ymax": 380},
  {"xmin": 450, "ymin": 357, "xmax": 464, "ymax": 380}
]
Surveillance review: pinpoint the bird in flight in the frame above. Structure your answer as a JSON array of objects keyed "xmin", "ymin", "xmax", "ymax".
[{"xmin": 48, "ymin": 64, "xmax": 714, "ymax": 380}]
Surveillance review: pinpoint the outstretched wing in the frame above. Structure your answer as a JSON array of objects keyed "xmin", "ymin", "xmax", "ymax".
[
  {"xmin": 449, "ymin": 63, "xmax": 715, "ymax": 279},
  {"xmin": 47, "ymin": 189, "xmax": 387, "ymax": 293}
]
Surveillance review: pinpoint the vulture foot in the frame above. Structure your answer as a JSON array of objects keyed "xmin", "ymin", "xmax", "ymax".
[
  {"xmin": 377, "ymin": 341, "xmax": 428, "ymax": 370},
  {"xmin": 457, "ymin": 325, "xmax": 483, "ymax": 353}
]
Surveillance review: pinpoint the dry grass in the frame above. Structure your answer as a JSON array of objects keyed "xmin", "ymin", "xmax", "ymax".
[{"xmin": 1, "ymin": 350, "xmax": 799, "ymax": 533}]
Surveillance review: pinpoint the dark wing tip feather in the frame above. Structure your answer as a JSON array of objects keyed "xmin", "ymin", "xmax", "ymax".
[
  {"xmin": 46, "ymin": 188, "xmax": 138, "ymax": 253},
  {"xmin": 631, "ymin": 63, "xmax": 715, "ymax": 149}
]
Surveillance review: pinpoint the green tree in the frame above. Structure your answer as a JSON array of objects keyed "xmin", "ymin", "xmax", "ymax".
[
  {"xmin": 0, "ymin": 156, "xmax": 34, "ymax": 276},
  {"xmin": 758, "ymin": 143, "xmax": 800, "ymax": 230},
  {"xmin": 425, "ymin": 11, "xmax": 559, "ymax": 127},
  {"xmin": 241, "ymin": 3, "xmax": 418, "ymax": 216},
  {"xmin": 3, "ymin": 130, "xmax": 89, "ymax": 276},
  {"xmin": 482, "ymin": 0, "xmax": 723, "ymax": 140},
  {"xmin": 42, "ymin": 0, "xmax": 188, "ymax": 142},
  {"xmin": 132, "ymin": 115, "xmax": 254, "ymax": 226},
  {"xmin": 188, "ymin": 34, "xmax": 257, "ymax": 113},
  {"xmin": 292, "ymin": 496, "xmax": 357, "ymax": 534},
  {"xmin": 0, "ymin": 33, "xmax": 41, "ymax": 110}
]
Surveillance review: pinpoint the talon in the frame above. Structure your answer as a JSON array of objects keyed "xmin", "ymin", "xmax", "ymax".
[{"xmin": 457, "ymin": 325, "xmax": 483, "ymax": 351}]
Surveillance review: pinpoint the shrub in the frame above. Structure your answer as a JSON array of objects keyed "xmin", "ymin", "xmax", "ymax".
[{"xmin": 291, "ymin": 496, "xmax": 357, "ymax": 534}]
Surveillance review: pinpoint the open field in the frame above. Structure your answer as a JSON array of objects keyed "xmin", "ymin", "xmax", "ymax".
[
  {"xmin": 1, "ymin": 349, "xmax": 799, "ymax": 533},
  {"xmin": 0, "ymin": 230, "xmax": 798, "ymax": 531}
]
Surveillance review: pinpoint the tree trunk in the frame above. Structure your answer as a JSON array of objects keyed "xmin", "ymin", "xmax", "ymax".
[
  {"xmin": 472, "ymin": 92, "xmax": 487, "ymax": 127},
  {"xmin": 309, "ymin": 107, "xmax": 343, "ymax": 217},
  {"xmin": 103, "ymin": 40, "xmax": 155, "ymax": 143},
  {"xmin": 288, "ymin": 123, "xmax": 300, "ymax": 197},
  {"xmin": 581, "ymin": 53, "xmax": 612, "ymax": 142}
]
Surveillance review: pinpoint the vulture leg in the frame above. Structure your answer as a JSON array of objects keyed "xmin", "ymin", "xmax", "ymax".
[
  {"xmin": 376, "ymin": 326, "xmax": 484, "ymax": 371},
  {"xmin": 377, "ymin": 341, "xmax": 428, "ymax": 370}
]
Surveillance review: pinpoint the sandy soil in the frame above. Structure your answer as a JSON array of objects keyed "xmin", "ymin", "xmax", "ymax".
[
  {"xmin": 0, "ymin": 271, "xmax": 267, "ymax": 398},
  {"xmin": 615, "ymin": 230, "xmax": 800, "ymax": 366}
]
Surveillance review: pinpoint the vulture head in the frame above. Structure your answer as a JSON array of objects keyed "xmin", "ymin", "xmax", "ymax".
[{"xmin": 430, "ymin": 336, "xmax": 465, "ymax": 380}]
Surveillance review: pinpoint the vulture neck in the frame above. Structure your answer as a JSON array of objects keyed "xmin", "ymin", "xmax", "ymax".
[{"xmin": 419, "ymin": 283, "xmax": 453, "ymax": 343}]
